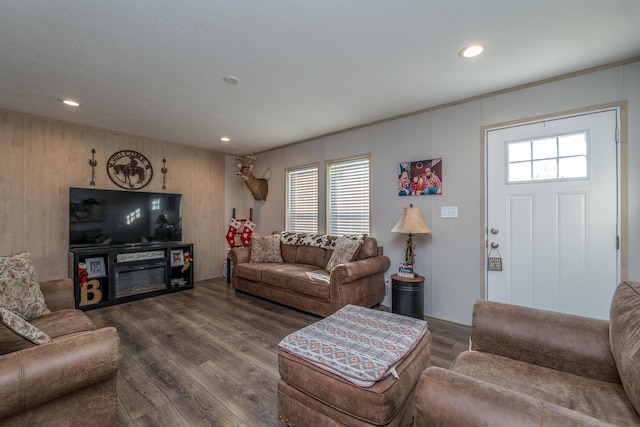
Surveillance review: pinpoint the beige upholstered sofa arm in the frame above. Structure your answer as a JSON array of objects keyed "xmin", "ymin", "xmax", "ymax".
[
  {"xmin": 470, "ymin": 299, "xmax": 619, "ymax": 383},
  {"xmin": 229, "ymin": 247, "xmax": 251, "ymax": 265},
  {"xmin": 329, "ymin": 256, "xmax": 389, "ymax": 312},
  {"xmin": 415, "ymin": 367, "xmax": 614, "ymax": 427},
  {"xmin": 39, "ymin": 278, "xmax": 75, "ymax": 311},
  {"xmin": 329, "ymin": 256, "xmax": 390, "ymax": 285},
  {"xmin": 0, "ymin": 327, "xmax": 121, "ymax": 420},
  {"xmin": 229, "ymin": 247, "xmax": 250, "ymax": 287}
]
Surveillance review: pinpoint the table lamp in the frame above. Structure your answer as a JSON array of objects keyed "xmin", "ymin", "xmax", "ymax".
[{"xmin": 391, "ymin": 204, "xmax": 431, "ymax": 275}]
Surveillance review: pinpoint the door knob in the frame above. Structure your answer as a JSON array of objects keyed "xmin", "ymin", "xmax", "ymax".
[
  {"xmin": 491, "ymin": 242, "xmax": 499, "ymax": 249},
  {"xmin": 490, "ymin": 227, "xmax": 499, "ymax": 235}
]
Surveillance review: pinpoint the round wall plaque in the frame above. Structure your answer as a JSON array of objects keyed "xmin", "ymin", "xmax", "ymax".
[{"xmin": 106, "ymin": 150, "xmax": 153, "ymax": 190}]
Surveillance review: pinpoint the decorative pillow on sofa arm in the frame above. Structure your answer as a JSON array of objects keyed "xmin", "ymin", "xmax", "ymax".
[
  {"xmin": 250, "ymin": 234, "xmax": 284, "ymax": 263},
  {"xmin": 0, "ymin": 251, "xmax": 50, "ymax": 320},
  {"xmin": 0, "ymin": 307, "xmax": 52, "ymax": 345},
  {"xmin": 326, "ymin": 236, "xmax": 364, "ymax": 272}
]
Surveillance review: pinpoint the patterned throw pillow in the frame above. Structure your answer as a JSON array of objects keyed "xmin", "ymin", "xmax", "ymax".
[
  {"xmin": 250, "ymin": 234, "xmax": 284, "ymax": 263},
  {"xmin": 0, "ymin": 251, "xmax": 50, "ymax": 320},
  {"xmin": 325, "ymin": 236, "xmax": 364, "ymax": 272},
  {"xmin": 0, "ymin": 307, "xmax": 52, "ymax": 345}
]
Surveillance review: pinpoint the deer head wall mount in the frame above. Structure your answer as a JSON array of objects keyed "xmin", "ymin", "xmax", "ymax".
[{"xmin": 235, "ymin": 153, "xmax": 269, "ymax": 201}]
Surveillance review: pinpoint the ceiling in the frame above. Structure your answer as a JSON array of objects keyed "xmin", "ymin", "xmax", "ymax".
[{"xmin": 1, "ymin": 1, "xmax": 639, "ymax": 155}]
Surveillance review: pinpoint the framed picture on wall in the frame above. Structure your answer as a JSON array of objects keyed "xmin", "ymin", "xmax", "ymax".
[
  {"xmin": 85, "ymin": 257, "xmax": 106, "ymax": 278},
  {"xmin": 397, "ymin": 158, "xmax": 443, "ymax": 196}
]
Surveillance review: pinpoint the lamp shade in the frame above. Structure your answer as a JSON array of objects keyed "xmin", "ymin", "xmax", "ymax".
[{"xmin": 391, "ymin": 205, "xmax": 431, "ymax": 234}]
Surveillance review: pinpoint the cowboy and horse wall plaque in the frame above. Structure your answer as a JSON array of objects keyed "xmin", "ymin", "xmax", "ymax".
[{"xmin": 106, "ymin": 150, "xmax": 153, "ymax": 190}]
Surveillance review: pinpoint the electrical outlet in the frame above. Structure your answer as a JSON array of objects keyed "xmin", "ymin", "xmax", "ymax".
[
  {"xmin": 441, "ymin": 206, "xmax": 458, "ymax": 218},
  {"xmin": 384, "ymin": 278, "xmax": 391, "ymax": 294}
]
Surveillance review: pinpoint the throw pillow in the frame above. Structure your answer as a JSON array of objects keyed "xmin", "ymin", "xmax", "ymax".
[
  {"xmin": 0, "ymin": 251, "xmax": 50, "ymax": 320},
  {"xmin": 0, "ymin": 307, "xmax": 52, "ymax": 345},
  {"xmin": 250, "ymin": 234, "xmax": 284, "ymax": 263},
  {"xmin": 325, "ymin": 236, "xmax": 363, "ymax": 272}
]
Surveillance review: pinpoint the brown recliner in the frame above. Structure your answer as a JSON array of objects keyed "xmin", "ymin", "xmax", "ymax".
[
  {"xmin": 414, "ymin": 281, "xmax": 640, "ymax": 426},
  {"xmin": 0, "ymin": 279, "xmax": 121, "ymax": 426}
]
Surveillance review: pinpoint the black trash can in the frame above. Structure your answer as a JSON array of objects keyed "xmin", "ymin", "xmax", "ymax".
[{"xmin": 391, "ymin": 274, "xmax": 425, "ymax": 319}]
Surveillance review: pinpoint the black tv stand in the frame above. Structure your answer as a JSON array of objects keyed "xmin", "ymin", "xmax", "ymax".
[{"xmin": 68, "ymin": 242, "xmax": 194, "ymax": 310}]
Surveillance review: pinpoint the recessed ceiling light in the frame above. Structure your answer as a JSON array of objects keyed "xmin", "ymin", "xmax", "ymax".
[
  {"xmin": 223, "ymin": 76, "xmax": 239, "ymax": 85},
  {"xmin": 459, "ymin": 44, "xmax": 485, "ymax": 59},
  {"xmin": 219, "ymin": 137, "xmax": 231, "ymax": 143},
  {"xmin": 62, "ymin": 99, "xmax": 80, "ymax": 107}
]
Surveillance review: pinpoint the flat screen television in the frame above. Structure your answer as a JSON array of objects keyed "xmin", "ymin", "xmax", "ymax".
[{"xmin": 69, "ymin": 187, "xmax": 182, "ymax": 248}]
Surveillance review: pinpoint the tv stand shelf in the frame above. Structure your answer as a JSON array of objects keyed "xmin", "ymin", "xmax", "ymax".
[{"xmin": 68, "ymin": 242, "xmax": 194, "ymax": 310}]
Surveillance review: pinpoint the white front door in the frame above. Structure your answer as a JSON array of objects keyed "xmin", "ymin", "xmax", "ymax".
[{"xmin": 486, "ymin": 109, "xmax": 619, "ymax": 319}]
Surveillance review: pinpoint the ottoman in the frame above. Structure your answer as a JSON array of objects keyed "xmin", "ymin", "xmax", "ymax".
[{"xmin": 277, "ymin": 305, "xmax": 432, "ymax": 426}]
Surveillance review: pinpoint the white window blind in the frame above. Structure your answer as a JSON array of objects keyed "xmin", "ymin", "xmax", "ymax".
[
  {"xmin": 327, "ymin": 156, "xmax": 370, "ymax": 235},
  {"xmin": 286, "ymin": 165, "xmax": 319, "ymax": 233}
]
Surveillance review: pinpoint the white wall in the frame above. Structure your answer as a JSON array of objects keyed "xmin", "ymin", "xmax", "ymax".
[{"xmin": 225, "ymin": 61, "xmax": 640, "ymax": 325}]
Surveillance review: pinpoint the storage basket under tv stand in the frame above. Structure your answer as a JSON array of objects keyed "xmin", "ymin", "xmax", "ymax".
[{"xmin": 68, "ymin": 242, "xmax": 194, "ymax": 310}]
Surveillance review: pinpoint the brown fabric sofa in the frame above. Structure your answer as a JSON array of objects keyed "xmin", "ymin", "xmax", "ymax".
[
  {"xmin": 230, "ymin": 233, "xmax": 390, "ymax": 317},
  {"xmin": 415, "ymin": 280, "xmax": 640, "ymax": 426},
  {"xmin": 0, "ymin": 278, "xmax": 121, "ymax": 426}
]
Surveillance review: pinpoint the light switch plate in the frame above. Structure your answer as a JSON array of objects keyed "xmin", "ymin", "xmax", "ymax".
[{"xmin": 441, "ymin": 206, "xmax": 458, "ymax": 218}]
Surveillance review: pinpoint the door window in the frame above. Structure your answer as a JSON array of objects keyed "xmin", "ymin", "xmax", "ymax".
[{"xmin": 507, "ymin": 132, "xmax": 588, "ymax": 183}]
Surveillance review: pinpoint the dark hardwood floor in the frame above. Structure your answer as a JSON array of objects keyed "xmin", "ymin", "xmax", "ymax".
[{"xmin": 86, "ymin": 278, "xmax": 470, "ymax": 427}]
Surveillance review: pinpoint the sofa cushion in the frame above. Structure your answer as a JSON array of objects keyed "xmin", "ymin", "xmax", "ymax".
[
  {"xmin": 236, "ymin": 263, "xmax": 273, "ymax": 282},
  {"xmin": 259, "ymin": 264, "xmax": 330, "ymax": 298},
  {"xmin": 261, "ymin": 268, "xmax": 288, "ymax": 289},
  {"xmin": 250, "ymin": 234, "xmax": 283, "ymax": 263},
  {"xmin": 610, "ymin": 280, "xmax": 640, "ymax": 414},
  {"xmin": 1, "ymin": 308, "xmax": 95, "ymax": 355},
  {"xmin": 451, "ymin": 350, "xmax": 640, "ymax": 426},
  {"xmin": 279, "ymin": 233, "xmax": 372, "ymax": 268},
  {"xmin": 281, "ymin": 244, "xmax": 298, "ymax": 263},
  {"xmin": 357, "ymin": 237, "xmax": 379, "ymax": 260},
  {"xmin": 0, "ymin": 251, "xmax": 50, "ymax": 320},
  {"xmin": 32, "ymin": 308, "xmax": 96, "ymax": 337},
  {"xmin": 286, "ymin": 270, "xmax": 331, "ymax": 299},
  {"xmin": 296, "ymin": 246, "xmax": 327, "ymax": 268},
  {"xmin": 0, "ymin": 307, "xmax": 52, "ymax": 345},
  {"xmin": 325, "ymin": 236, "xmax": 363, "ymax": 272},
  {"xmin": 324, "ymin": 249, "xmax": 334, "ymax": 267}
]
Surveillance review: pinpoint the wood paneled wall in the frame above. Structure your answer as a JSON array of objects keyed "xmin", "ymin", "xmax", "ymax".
[{"xmin": 0, "ymin": 109, "xmax": 226, "ymax": 281}]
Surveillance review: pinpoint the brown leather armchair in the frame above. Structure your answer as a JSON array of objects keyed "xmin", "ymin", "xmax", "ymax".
[
  {"xmin": 0, "ymin": 279, "xmax": 121, "ymax": 426},
  {"xmin": 415, "ymin": 281, "xmax": 640, "ymax": 426}
]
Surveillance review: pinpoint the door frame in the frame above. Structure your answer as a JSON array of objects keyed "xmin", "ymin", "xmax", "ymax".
[{"xmin": 480, "ymin": 101, "xmax": 628, "ymax": 299}]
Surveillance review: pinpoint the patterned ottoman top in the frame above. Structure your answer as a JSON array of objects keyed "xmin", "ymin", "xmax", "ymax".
[{"xmin": 278, "ymin": 304, "xmax": 428, "ymax": 387}]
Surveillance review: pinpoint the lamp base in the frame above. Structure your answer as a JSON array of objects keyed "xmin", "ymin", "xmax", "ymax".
[{"xmin": 404, "ymin": 233, "xmax": 415, "ymax": 266}]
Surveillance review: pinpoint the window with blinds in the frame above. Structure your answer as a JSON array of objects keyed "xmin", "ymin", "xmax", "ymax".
[
  {"xmin": 327, "ymin": 156, "xmax": 370, "ymax": 235},
  {"xmin": 286, "ymin": 165, "xmax": 319, "ymax": 233}
]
